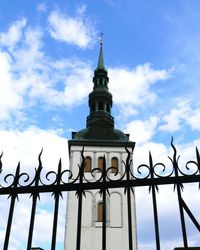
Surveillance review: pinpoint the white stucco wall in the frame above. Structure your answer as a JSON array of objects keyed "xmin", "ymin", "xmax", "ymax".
[{"xmin": 64, "ymin": 145, "xmax": 138, "ymax": 250}]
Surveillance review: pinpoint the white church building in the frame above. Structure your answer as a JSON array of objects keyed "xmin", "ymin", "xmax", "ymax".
[{"xmin": 64, "ymin": 40, "xmax": 138, "ymax": 250}]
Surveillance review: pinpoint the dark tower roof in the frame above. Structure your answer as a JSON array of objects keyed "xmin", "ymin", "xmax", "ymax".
[{"xmin": 69, "ymin": 40, "xmax": 135, "ymax": 148}]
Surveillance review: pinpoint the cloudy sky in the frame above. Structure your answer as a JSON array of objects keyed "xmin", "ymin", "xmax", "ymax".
[{"xmin": 0, "ymin": 0, "xmax": 199, "ymax": 249}]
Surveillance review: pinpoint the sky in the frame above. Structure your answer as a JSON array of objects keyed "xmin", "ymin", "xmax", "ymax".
[{"xmin": 0, "ymin": 0, "xmax": 199, "ymax": 249}]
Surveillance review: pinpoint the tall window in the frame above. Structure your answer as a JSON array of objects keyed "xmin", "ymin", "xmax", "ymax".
[
  {"xmin": 97, "ymin": 202, "xmax": 103, "ymax": 222},
  {"xmin": 111, "ymin": 157, "xmax": 118, "ymax": 173},
  {"xmin": 98, "ymin": 157, "xmax": 104, "ymax": 171},
  {"xmin": 84, "ymin": 156, "xmax": 92, "ymax": 172}
]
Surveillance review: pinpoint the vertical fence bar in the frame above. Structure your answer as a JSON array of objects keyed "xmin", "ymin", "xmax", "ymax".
[
  {"xmin": 125, "ymin": 148, "xmax": 133, "ymax": 250},
  {"xmin": 151, "ymin": 185, "xmax": 160, "ymax": 250},
  {"xmin": 3, "ymin": 195, "xmax": 16, "ymax": 250},
  {"xmin": 4, "ymin": 162, "xmax": 20, "ymax": 250},
  {"xmin": 51, "ymin": 159, "xmax": 62, "ymax": 250},
  {"xmin": 27, "ymin": 151, "xmax": 42, "ymax": 250},
  {"xmin": 127, "ymin": 187, "xmax": 133, "ymax": 250},
  {"xmin": 76, "ymin": 190, "xmax": 83, "ymax": 250},
  {"xmin": 177, "ymin": 184, "xmax": 188, "ymax": 248},
  {"xmin": 149, "ymin": 152, "xmax": 160, "ymax": 250},
  {"xmin": 102, "ymin": 187, "xmax": 106, "ymax": 250},
  {"xmin": 51, "ymin": 193, "xmax": 60, "ymax": 250},
  {"xmin": 76, "ymin": 149, "xmax": 85, "ymax": 250},
  {"xmin": 27, "ymin": 195, "xmax": 38, "ymax": 250},
  {"xmin": 171, "ymin": 140, "xmax": 188, "ymax": 248},
  {"xmin": 102, "ymin": 156, "xmax": 107, "ymax": 250}
]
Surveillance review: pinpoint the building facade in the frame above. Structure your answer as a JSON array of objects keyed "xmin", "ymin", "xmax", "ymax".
[{"xmin": 64, "ymin": 41, "xmax": 138, "ymax": 250}]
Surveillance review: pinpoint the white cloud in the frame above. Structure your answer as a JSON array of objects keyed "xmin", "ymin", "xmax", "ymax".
[
  {"xmin": 124, "ymin": 116, "xmax": 159, "ymax": 145},
  {"xmin": 187, "ymin": 107, "xmax": 200, "ymax": 130},
  {"xmin": 0, "ymin": 25, "xmax": 45, "ymax": 122},
  {"xmin": 159, "ymin": 99, "xmax": 190, "ymax": 132},
  {"xmin": 0, "ymin": 52, "xmax": 22, "ymax": 120},
  {"xmin": 159, "ymin": 99, "xmax": 200, "ymax": 132},
  {"xmin": 109, "ymin": 63, "xmax": 170, "ymax": 106},
  {"xmin": 0, "ymin": 127, "xmax": 68, "ymax": 171},
  {"xmin": 48, "ymin": 10, "xmax": 96, "ymax": 48},
  {"xmin": 0, "ymin": 18, "xmax": 172, "ymax": 127},
  {"xmin": 62, "ymin": 62, "xmax": 92, "ymax": 106},
  {"xmin": 0, "ymin": 18, "xmax": 27, "ymax": 48},
  {"xmin": 25, "ymin": 58, "xmax": 92, "ymax": 107},
  {"xmin": 0, "ymin": 18, "xmax": 94, "ymax": 123}
]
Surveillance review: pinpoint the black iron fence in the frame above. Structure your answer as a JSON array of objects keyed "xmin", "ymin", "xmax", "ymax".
[{"xmin": 0, "ymin": 138, "xmax": 199, "ymax": 250}]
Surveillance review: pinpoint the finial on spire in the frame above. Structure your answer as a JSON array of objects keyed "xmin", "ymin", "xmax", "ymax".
[{"xmin": 97, "ymin": 32, "xmax": 105, "ymax": 70}]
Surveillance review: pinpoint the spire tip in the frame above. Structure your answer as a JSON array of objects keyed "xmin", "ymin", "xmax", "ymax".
[
  {"xmin": 98, "ymin": 32, "xmax": 103, "ymax": 46},
  {"xmin": 100, "ymin": 32, "xmax": 103, "ymax": 45},
  {"xmin": 96, "ymin": 32, "xmax": 106, "ymax": 70}
]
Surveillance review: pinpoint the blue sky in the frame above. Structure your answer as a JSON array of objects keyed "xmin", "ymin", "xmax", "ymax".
[{"xmin": 0, "ymin": 0, "xmax": 199, "ymax": 249}]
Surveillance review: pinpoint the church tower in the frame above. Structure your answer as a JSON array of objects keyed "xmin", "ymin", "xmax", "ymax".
[{"xmin": 64, "ymin": 40, "xmax": 138, "ymax": 250}]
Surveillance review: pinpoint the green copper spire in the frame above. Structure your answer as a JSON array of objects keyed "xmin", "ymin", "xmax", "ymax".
[
  {"xmin": 69, "ymin": 35, "xmax": 134, "ymax": 145},
  {"xmin": 97, "ymin": 33, "xmax": 105, "ymax": 70}
]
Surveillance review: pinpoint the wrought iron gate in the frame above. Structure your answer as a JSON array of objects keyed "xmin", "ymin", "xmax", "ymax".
[{"xmin": 0, "ymin": 138, "xmax": 199, "ymax": 250}]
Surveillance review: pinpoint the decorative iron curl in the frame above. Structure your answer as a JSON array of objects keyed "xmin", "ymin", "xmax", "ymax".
[
  {"xmin": 169, "ymin": 138, "xmax": 200, "ymax": 178},
  {"xmin": 136, "ymin": 163, "xmax": 151, "ymax": 179},
  {"xmin": 0, "ymin": 152, "xmax": 3, "ymax": 173},
  {"xmin": 0, "ymin": 138, "xmax": 199, "ymax": 195},
  {"xmin": 175, "ymin": 146, "xmax": 200, "ymax": 177}
]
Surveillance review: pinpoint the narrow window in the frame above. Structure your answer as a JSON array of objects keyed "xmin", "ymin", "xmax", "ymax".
[
  {"xmin": 98, "ymin": 102, "xmax": 104, "ymax": 110},
  {"xmin": 91, "ymin": 103, "xmax": 95, "ymax": 112},
  {"xmin": 106, "ymin": 104, "xmax": 110, "ymax": 113},
  {"xmin": 84, "ymin": 156, "xmax": 92, "ymax": 172},
  {"xmin": 111, "ymin": 157, "xmax": 118, "ymax": 173},
  {"xmin": 98, "ymin": 157, "xmax": 104, "ymax": 171},
  {"xmin": 94, "ymin": 79, "xmax": 97, "ymax": 87},
  {"xmin": 97, "ymin": 202, "xmax": 103, "ymax": 222}
]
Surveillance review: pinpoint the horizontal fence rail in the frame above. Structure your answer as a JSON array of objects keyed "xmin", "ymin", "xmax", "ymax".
[{"xmin": 0, "ymin": 138, "xmax": 199, "ymax": 250}]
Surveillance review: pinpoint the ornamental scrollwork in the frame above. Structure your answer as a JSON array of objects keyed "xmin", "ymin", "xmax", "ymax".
[{"xmin": 0, "ymin": 138, "xmax": 199, "ymax": 196}]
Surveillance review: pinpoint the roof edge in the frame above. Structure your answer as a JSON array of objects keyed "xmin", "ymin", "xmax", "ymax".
[{"xmin": 68, "ymin": 139, "xmax": 135, "ymax": 152}]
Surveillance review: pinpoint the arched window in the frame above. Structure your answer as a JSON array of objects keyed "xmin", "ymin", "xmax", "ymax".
[
  {"xmin": 84, "ymin": 156, "xmax": 92, "ymax": 172},
  {"xmin": 111, "ymin": 157, "xmax": 118, "ymax": 173},
  {"xmin": 98, "ymin": 157, "xmax": 104, "ymax": 171},
  {"xmin": 97, "ymin": 202, "xmax": 103, "ymax": 222}
]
